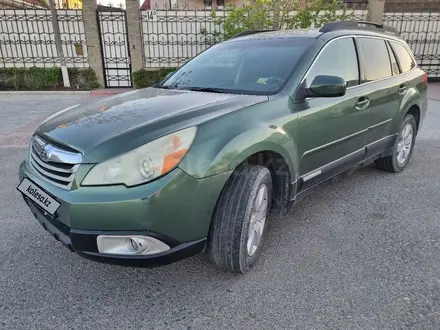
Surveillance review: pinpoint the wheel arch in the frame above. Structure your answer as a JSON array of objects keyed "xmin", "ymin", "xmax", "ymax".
[
  {"xmin": 238, "ymin": 150, "xmax": 293, "ymax": 214},
  {"xmin": 405, "ymin": 104, "xmax": 421, "ymax": 132},
  {"xmin": 398, "ymin": 87, "xmax": 422, "ymax": 132}
]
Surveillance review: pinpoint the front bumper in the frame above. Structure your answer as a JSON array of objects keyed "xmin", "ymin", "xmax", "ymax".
[
  {"xmin": 19, "ymin": 160, "xmax": 231, "ymax": 266},
  {"xmin": 25, "ymin": 197, "xmax": 206, "ymax": 266}
]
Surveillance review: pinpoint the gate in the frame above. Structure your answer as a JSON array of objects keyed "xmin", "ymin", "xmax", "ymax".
[
  {"xmin": 384, "ymin": 12, "xmax": 440, "ymax": 80},
  {"xmin": 97, "ymin": 10, "xmax": 132, "ymax": 87}
]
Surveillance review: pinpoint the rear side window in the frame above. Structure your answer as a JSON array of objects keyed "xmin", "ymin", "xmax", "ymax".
[
  {"xmin": 305, "ymin": 38, "xmax": 359, "ymax": 88},
  {"xmin": 357, "ymin": 38, "xmax": 392, "ymax": 82},
  {"xmin": 390, "ymin": 41, "xmax": 416, "ymax": 73},
  {"xmin": 386, "ymin": 42, "xmax": 400, "ymax": 75}
]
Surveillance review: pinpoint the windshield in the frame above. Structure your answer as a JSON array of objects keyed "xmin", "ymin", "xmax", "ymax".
[{"xmin": 160, "ymin": 38, "xmax": 314, "ymax": 95}]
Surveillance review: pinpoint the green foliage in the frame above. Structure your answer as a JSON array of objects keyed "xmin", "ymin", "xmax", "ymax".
[
  {"xmin": 0, "ymin": 67, "xmax": 100, "ymax": 91},
  {"xmin": 283, "ymin": 0, "xmax": 352, "ymax": 29},
  {"xmin": 0, "ymin": 68, "xmax": 25, "ymax": 90},
  {"xmin": 200, "ymin": 0, "xmax": 353, "ymax": 43},
  {"xmin": 68, "ymin": 68, "xmax": 100, "ymax": 90},
  {"xmin": 23, "ymin": 67, "xmax": 60, "ymax": 90},
  {"xmin": 132, "ymin": 68, "xmax": 176, "ymax": 89}
]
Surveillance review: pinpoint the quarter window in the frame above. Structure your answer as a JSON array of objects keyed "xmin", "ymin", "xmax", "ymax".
[
  {"xmin": 357, "ymin": 38, "xmax": 392, "ymax": 82},
  {"xmin": 390, "ymin": 41, "xmax": 416, "ymax": 73},
  {"xmin": 386, "ymin": 42, "xmax": 400, "ymax": 75},
  {"xmin": 305, "ymin": 38, "xmax": 359, "ymax": 88}
]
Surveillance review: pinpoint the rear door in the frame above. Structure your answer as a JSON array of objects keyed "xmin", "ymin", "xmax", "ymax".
[
  {"xmin": 355, "ymin": 37, "xmax": 402, "ymax": 157},
  {"xmin": 295, "ymin": 37, "xmax": 370, "ymax": 189}
]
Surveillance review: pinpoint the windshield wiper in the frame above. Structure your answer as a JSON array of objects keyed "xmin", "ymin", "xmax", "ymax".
[
  {"xmin": 181, "ymin": 87, "xmax": 232, "ymax": 94},
  {"xmin": 154, "ymin": 84, "xmax": 176, "ymax": 89}
]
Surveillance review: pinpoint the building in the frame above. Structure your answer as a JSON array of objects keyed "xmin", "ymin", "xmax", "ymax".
[
  {"xmin": 140, "ymin": 0, "xmax": 243, "ymax": 10},
  {"xmin": 139, "ymin": 0, "xmax": 440, "ymax": 11}
]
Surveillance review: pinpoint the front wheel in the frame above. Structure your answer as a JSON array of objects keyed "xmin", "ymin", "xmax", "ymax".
[
  {"xmin": 208, "ymin": 165, "xmax": 272, "ymax": 273},
  {"xmin": 376, "ymin": 114, "xmax": 417, "ymax": 173}
]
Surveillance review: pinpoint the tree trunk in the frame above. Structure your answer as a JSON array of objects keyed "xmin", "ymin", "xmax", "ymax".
[{"xmin": 48, "ymin": 0, "xmax": 70, "ymax": 88}]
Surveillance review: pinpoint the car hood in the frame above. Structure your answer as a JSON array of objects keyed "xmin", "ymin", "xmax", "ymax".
[{"xmin": 36, "ymin": 88, "xmax": 268, "ymax": 163}]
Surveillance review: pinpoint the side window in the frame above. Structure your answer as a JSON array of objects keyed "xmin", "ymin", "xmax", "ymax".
[
  {"xmin": 305, "ymin": 38, "xmax": 359, "ymax": 88},
  {"xmin": 357, "ymin": 38, "xmax": 392, "ymax": 82},
  {"xmin": 390, "ymin": 41, "xmax": 416, "ymax": 73},
  {"xmin": 386, "ymin": 42, "xmax": 400, "ymax": 75}
]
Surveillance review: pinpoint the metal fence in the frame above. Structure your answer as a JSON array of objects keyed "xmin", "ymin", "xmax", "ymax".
[
  {"xmin": 0, "ymin": 4, "xmax": 88, "ymax": 68},
  {"xmin": 0, "ymin": 1, "xmax": 439, "ymax": 81},
  {"xmin": 140, "ymin": 6, "xmax": 369, "ymax": 68},
  {"xmin": 384, "ymin": 11, "xmax": 440, "ymax": 78}
]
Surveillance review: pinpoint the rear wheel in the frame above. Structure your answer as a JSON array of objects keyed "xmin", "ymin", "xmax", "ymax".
[
  {"xmin": 375, "ymin": 114, "xmax": 417, "ymax": 173},
  {"xmin": 208, "ymin": 165, "xmax": 272, "ymax": 273}
]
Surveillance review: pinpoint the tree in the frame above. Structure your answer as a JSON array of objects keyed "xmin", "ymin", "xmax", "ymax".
[{"xmin": 201, "ymin": 0, "xmax": 353, "ymax": 44}]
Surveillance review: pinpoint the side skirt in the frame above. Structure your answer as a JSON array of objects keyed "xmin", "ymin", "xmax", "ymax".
[{"xmin": 289, "ymin": 148, "xmax": 394, "ymax": 205}]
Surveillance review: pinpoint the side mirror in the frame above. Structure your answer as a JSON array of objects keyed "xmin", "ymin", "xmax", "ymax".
[
  {"xmin": 297, "ymin": 75, "xmax": 347, "ymax": 100},
  {"xmin": 309, "ymin": 75, "xmax": 347, "ymax": 98}
]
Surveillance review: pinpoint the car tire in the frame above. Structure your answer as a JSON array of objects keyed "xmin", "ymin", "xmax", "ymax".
[
  {"xmin": 208, "ymin": 164, "xmax": 272, "ymax": 273},
  {"xmin": 375, "ymin": 114, "xmax": 417, "ymax": 173}
]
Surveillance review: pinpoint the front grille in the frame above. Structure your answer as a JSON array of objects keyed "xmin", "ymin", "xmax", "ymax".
[{"xmin": 29, "ymin": 136, "xmax": 81, "ymax": 190}]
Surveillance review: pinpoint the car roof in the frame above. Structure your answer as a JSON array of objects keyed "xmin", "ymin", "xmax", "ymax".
[
  {"xmin": 226, "ymin": 23, "xmax": 402, "ymax": 44},
  {"xmin": 226, "ymin": 29, "xmax": 323, "ymax": 42}
]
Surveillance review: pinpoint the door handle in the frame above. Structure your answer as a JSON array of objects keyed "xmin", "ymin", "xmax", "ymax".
[
  {"xmin": 398, "ymin": 85, "xmax": 407, "ymax": 95},
  {"xmin": 355, "ymin": 97, "xmax": 370, "ymax": 110}
]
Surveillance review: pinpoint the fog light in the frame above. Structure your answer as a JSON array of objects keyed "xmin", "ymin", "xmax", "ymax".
[
  {"xmin": 131, "ymin": 238, "xmax": 140, "ymax": 251},
  {"xmin": 96, "ymin": 235, "xmax": 170, "ymax": 256},
  {"xmin": 130, "ymin": 237, "xmax": 149, "ymax": 254}
]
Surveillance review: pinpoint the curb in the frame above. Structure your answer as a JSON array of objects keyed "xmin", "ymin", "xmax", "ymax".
[{"xmin": 0, "ymin": 89, "xmax": 135, "ymax": 96}]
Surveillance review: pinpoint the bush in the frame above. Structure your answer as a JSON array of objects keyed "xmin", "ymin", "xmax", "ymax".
[
  {"xmin": 0, "ymin": 67, "xmax": 100, "ymax": 91},
  {"xmin": 132, "ymin": 68, "xmax": 176, "ymax": 89},
  {"xmin": 68, "ymin": 68, "xmax": 100, "ymax": 90},
  {"xmin": 23, "ymin": 67, "xmax": 60, "ymax": 90}
]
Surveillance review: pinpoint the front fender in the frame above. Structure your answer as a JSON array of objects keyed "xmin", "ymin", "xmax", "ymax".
[{"xmin": 180, "ymin": 125, "xmax": 299, "ymax": 182}]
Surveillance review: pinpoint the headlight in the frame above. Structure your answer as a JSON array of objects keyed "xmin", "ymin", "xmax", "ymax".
[{"xmin": 82, "ymin": 127, "xmax": 197, "ymax": 186}]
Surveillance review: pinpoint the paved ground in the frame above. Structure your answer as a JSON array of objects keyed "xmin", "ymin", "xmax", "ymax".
[{"xmin": 1, "ymin": 88, "xmax": 440, "ymax": 329}]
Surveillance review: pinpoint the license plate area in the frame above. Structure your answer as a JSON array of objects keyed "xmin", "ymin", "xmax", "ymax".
[{"xmin": 17, "ymin": 178, "xmax": 60, "ymax": 216}]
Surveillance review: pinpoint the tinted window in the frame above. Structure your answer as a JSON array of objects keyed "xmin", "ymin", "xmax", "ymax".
[
  {"xmin": 305, "ymin": 38, "xmax": 359, "ymax": 88},
  {"xmin": 386, "ymin": 42, "xmax": 400, "ymax": 75},
  {"xmin": 390, "ymin": 41, "xmax": 416, "ymax": 73},
  {"xmin": 358, "ymin": 38, "xmax": 392, "ymax": 82},
  {"xmin": 161, "ymin": 38, "xmax": 315, "ymax": 95}
]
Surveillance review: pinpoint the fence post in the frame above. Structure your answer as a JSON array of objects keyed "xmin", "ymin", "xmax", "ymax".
[
  {"xmin": 82, "ymin": 0, "xmax": 105, "ymax": 87},
  {"xmin": 367, "ymin": 0, "xmax": 386, "ymax": 24},
  {"xmin": 125, "ymin": 0, "xmax": 144, "ymax": 74}
]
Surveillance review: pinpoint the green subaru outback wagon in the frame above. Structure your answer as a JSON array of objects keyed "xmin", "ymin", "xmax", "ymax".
[{"xmin": 18, "ymin": 21, "xmax": 428, "ymax": 273}]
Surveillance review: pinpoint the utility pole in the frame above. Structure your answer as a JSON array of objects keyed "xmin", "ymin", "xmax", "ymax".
[{"xmin": 48, "ymin": 0, "xmax": 71, "ymax": 87}]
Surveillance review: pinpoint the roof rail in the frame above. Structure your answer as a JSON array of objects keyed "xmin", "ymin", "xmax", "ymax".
[
  {"xmin": 319, "ymin": 20, "xmax": 397, "ymax": 35},
  {"xmin": 230, "ymin": 29, "xmax": 275, "ymax": 39}
]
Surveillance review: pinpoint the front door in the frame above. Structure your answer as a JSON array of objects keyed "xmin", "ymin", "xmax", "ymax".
[{"xmin": 295, "ymin": 37, "xmax": 370, "ymax": 190}]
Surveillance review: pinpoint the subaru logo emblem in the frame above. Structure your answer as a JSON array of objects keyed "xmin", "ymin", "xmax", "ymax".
[{"xmin": 40, "ymin": 147, "xmax": 49, "ymax": 162}]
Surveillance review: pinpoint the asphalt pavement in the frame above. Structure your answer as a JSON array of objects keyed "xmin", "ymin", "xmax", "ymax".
[{"xmin": 1, "ymin": 90, "xmax": 440, "ymax": 329}]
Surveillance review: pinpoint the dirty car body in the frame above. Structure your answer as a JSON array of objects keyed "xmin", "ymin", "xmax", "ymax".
[{"xmin": 18, "ymin": 21, "xmax": 428, "ymax": 272}]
